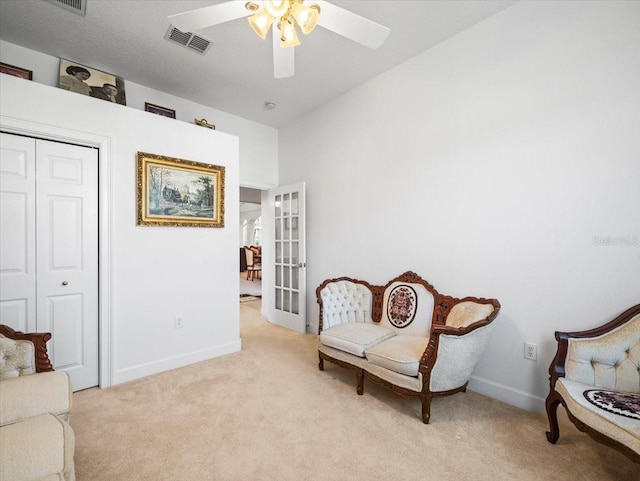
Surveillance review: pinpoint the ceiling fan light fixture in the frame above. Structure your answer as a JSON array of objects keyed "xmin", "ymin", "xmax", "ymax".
[
  {"xmin": 248, "ymin": 9, "xmax": 275, "ymax": 40},
  {"xmin": 291, "ymin": 2, "xmax": 320, "ymax": 35},
  {"xmin": 264, "ymin": 0, "xmax": 290, "ymax": 17},
  {"xmin": 279, "ymin": 17, "xmax": 300, "ymax": 48}
]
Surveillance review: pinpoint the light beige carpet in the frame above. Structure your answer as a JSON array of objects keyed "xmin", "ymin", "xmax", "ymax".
[
  {"xmin": 239, "ymin": 272, "xmax": 262, "ymax": 297},
  {"xmin": 71, "ymin": 301, "xmax": 639, "ymax": 480}
]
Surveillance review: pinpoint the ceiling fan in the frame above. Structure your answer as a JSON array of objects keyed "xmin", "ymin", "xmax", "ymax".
[{"xmin": 168, "ymin": 0, "xmax": 390, "ymax": 78}]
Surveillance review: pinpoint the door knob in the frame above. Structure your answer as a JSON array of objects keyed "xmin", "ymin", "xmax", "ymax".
[{"xmin": 62, "ymin": 281, "xmax": 68, "ymax": 286}]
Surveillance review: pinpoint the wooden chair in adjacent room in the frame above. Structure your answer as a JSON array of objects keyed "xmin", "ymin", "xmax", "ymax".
[{"xmin": 244, "ymin": 246, "xmax": 262, "ymax": 281}]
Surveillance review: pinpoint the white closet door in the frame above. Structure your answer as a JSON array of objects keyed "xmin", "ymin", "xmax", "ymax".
[
  {"xmin": 36, "ymin": 138, "xmax": 99, "ymax": 391},
  {"xmin": 0, "ymin": 134, "xmax": 36, "ymax": 332},
  {"xmin": 0, "ymin": 132, "xmax": 99, "ymax": 391}
]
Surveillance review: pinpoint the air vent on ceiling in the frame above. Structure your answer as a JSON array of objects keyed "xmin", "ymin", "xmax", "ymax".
[
  {"xmin": 165, "ymin": 26, "xmax": 212, "ymax": 55},
  {"xmin": 45, "ymin": 0, "xmax": 86, "ymax": 16}
]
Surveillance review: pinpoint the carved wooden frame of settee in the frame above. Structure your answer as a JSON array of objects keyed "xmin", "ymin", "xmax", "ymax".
[
  {"xmin": 545, "ymin": 304, "xmax": 640, "ymax": 463},
  {"xmin": 316, "ymin": 271, "xmax": 501, "ymax": 423},
  {"xmin": 0, "ymin": 324, "xmax": 54, "ymax": 373}
]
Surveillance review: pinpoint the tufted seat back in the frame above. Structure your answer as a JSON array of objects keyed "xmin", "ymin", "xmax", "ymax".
[
  {"xmin": 319, "ymin": 280, "xmax": 373, "ymax": 330},
  {"xmin": 565, "ymin": 314, "xmax": 640, "ymax": 393},
  {"xmin": 0, "ymin": 334, "xmax": 36, "ymax": 380}
]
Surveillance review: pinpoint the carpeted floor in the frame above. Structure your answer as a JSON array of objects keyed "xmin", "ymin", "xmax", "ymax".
[
  {"xmin": 70, "ymin": 301, "xmax": 639, "ymax": 480},
  {"xmin": 239, "ymin": 271, "xmax": 261, "ymax": 297}
]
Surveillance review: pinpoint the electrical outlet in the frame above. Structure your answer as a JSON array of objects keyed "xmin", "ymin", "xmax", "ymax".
[
  {"xmin": 175, "ymin": 316, "xmax": 184, "ymax": 329},
  {"xmin": 524, "ymin": 342, "xmax": 537, "ymax": 361}
]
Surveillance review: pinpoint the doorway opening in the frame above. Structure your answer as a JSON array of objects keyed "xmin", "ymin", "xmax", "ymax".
[{"xmin": 240, "ymin": 187, "xmax": 262, "ymax": 302}]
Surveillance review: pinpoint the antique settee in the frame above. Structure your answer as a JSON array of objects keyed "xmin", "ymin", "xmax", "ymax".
[
  {"xmin": 316, "ymin": 271, "xmax": 500, "ymax": 423},
  {"xmin": 545, "ymin": 304, "xmax": 640, "ymax": 463},
  {"xmin": 0, "ymin": 325, "xmax": 75, "ymax": 481}
]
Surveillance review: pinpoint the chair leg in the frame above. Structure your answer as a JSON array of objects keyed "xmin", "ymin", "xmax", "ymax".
[
  {"xmin": 318, "ymin": 354, "xmax": 324, "ymax": 371},
  {"xmin": 545, "ymin": 391, "xmax": 562, "ymax": 443},
  {"xmin": 246, "ymin": 269, "xmax": 250, "ymax": 281},
  {"xmin": 356, "ymin": 369, "xmax": 364, "ymax": 395},
  {"xmin": 421, "ymin": 395, "xmax": 433, "ymax": 424}
]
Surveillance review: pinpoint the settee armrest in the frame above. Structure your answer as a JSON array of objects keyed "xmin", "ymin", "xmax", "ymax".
[
  {"xmin": 419, "ymin": 299, "xmax": 499, "ymax": 393},
  {"xmin": 0, "ymin": 371, "xmax": 72, "ymax": 426},
  {"xmin": 420, "ymin": 323, "xmax": 496, "ymax": 392}
]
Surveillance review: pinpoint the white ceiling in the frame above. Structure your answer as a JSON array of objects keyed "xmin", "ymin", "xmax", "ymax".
[{"xmin": 0, "ymin": 0, "xmax": 517, "ymax": 128}]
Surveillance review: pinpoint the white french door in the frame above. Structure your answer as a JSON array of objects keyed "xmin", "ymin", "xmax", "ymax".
[
  {"xmin": 0, "ymin": 132, "xmax": 99, "ymax": 391},
  {"xmin": 269, "ymin": 182, "xmax": 306, "ymax": 333}
]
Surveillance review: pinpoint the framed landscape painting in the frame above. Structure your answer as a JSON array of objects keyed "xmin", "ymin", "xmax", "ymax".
[{"xmin": 137, "ymin": 152, "xmax": 225, "ymax": 228}]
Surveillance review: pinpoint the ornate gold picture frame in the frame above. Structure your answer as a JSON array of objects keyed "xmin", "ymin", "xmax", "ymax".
[{"xmin": 137, "ymin": 152, "xmax": 225, "ymax": 228}]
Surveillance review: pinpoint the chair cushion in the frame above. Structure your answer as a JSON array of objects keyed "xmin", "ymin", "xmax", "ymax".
[
  {"xmin": 0, "ymin": 413, "xmax": 75, "ymax": 481},
  {"xmin": 556, "ymin": 378, "xmax": 640, "ymax": 456},
  {"xmin": 365, "ymin": 335, "xmax": 430, "ymax": 377},
  {"xmin": 320, "ymin": 323, "xmax": 395, "ymax": 357}
]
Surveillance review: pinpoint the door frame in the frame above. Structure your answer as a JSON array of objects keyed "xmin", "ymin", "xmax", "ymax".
[{"xmin": 1, "ymin": 115, "xmax": 113, "ymax": 388}]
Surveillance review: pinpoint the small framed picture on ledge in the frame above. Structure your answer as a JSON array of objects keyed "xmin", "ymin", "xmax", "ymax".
[
  {"xmin": 0, "ymin": 62, "xmax": 33, "ymax": 80},
  {"xmin": 145, "ymin": 102, "xmax": 176, "ymax": 119}
]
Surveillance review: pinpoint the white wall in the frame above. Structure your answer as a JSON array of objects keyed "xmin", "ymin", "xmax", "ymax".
[
  {"xmin": 277, "ymin": 0, "xmax": 640, "ymax": 411},
  {"xmin": 0, "ymin": 40, "xmax": 278, "ymax": 189},
  {"xmin": 1, "ymin": 74, "xmax": 241, "ymax": 385}
]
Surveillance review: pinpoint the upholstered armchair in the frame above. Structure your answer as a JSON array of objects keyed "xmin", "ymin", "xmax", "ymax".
[
  {"xmin": 316, "ymin": 271, "xmax": 500, "ymax": 423},
  {"xmin": 0, "ymin": 325, "xmax": 76, "ymax": 481},
  {"xmin": 545, "ymin": 304, "xmax": 640, "ymax": 463}
]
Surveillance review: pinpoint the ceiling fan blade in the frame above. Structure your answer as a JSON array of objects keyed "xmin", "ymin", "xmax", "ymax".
[
  {"xmin": 273, "ymin": 26, "xmax": 295, "ymax": 78},
  {"xmin": 314, "ymin": 0, "xmax": 390, "ymax": 49},
  {"xmin": 168, "ymin": 0, "xmax": 253, "ymax": 33}
]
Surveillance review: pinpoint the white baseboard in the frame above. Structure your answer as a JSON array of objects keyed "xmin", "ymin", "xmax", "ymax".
[
  {"xmin": 468, "ymin": 374, "xmax": 546, "ymax": 413},
  {"xmin": 113, "ymin": 339, "xmax": 242, "ymax": 385}
]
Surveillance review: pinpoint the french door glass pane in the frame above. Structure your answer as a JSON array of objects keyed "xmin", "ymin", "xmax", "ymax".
[
  {"xmin": 291, "ymin": 217, "xmax": 298, "ymax": 240},
  {"xmin": 275, "ymin": 219, "xmax": 282, "ymax": 240},
  {"xmin": 275, "ymin": 195, "xmax": 281, "ymax": 217},
  {"xmin": 292, "ymin": 291, "xmax": 299, "ymax": 315},
  {"xmin": 291, "ymin": 192, "xmax": 299, "ymax": 215},
  {"xmin": 283, "ymin": 193, "xmax": 290, "ymax": 216},
  {"xmin": 275, "ymin": 288, "xmax": 282, "ymax": 310},
  {"xmin": 291, "ymin": 242, "xmax": 298, "ymax": 264},
  {"xmin": 275, "ymin": 242, "xmax": 282, "ymax": 263},
  {"xmin": 283, "ymin": 242, "xmax": 290, "ymax": 264},
  {"xmin": 283, "ymin": 290, "xmax": 290, "ymax": 312},
  {"xmin": 292, "ymin": 267, "xmax": 299, "ymax": 289},
  {"xmin": 284, "ymin": 217, "xmax": 290, "ymax": 240},
  {"xmin": 275, "ymin": 265, "xmax": 281, "ymax": 287},
  {"xmin": 283, "ymin": 266, "xmax": 290, "ymax": 288}
]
